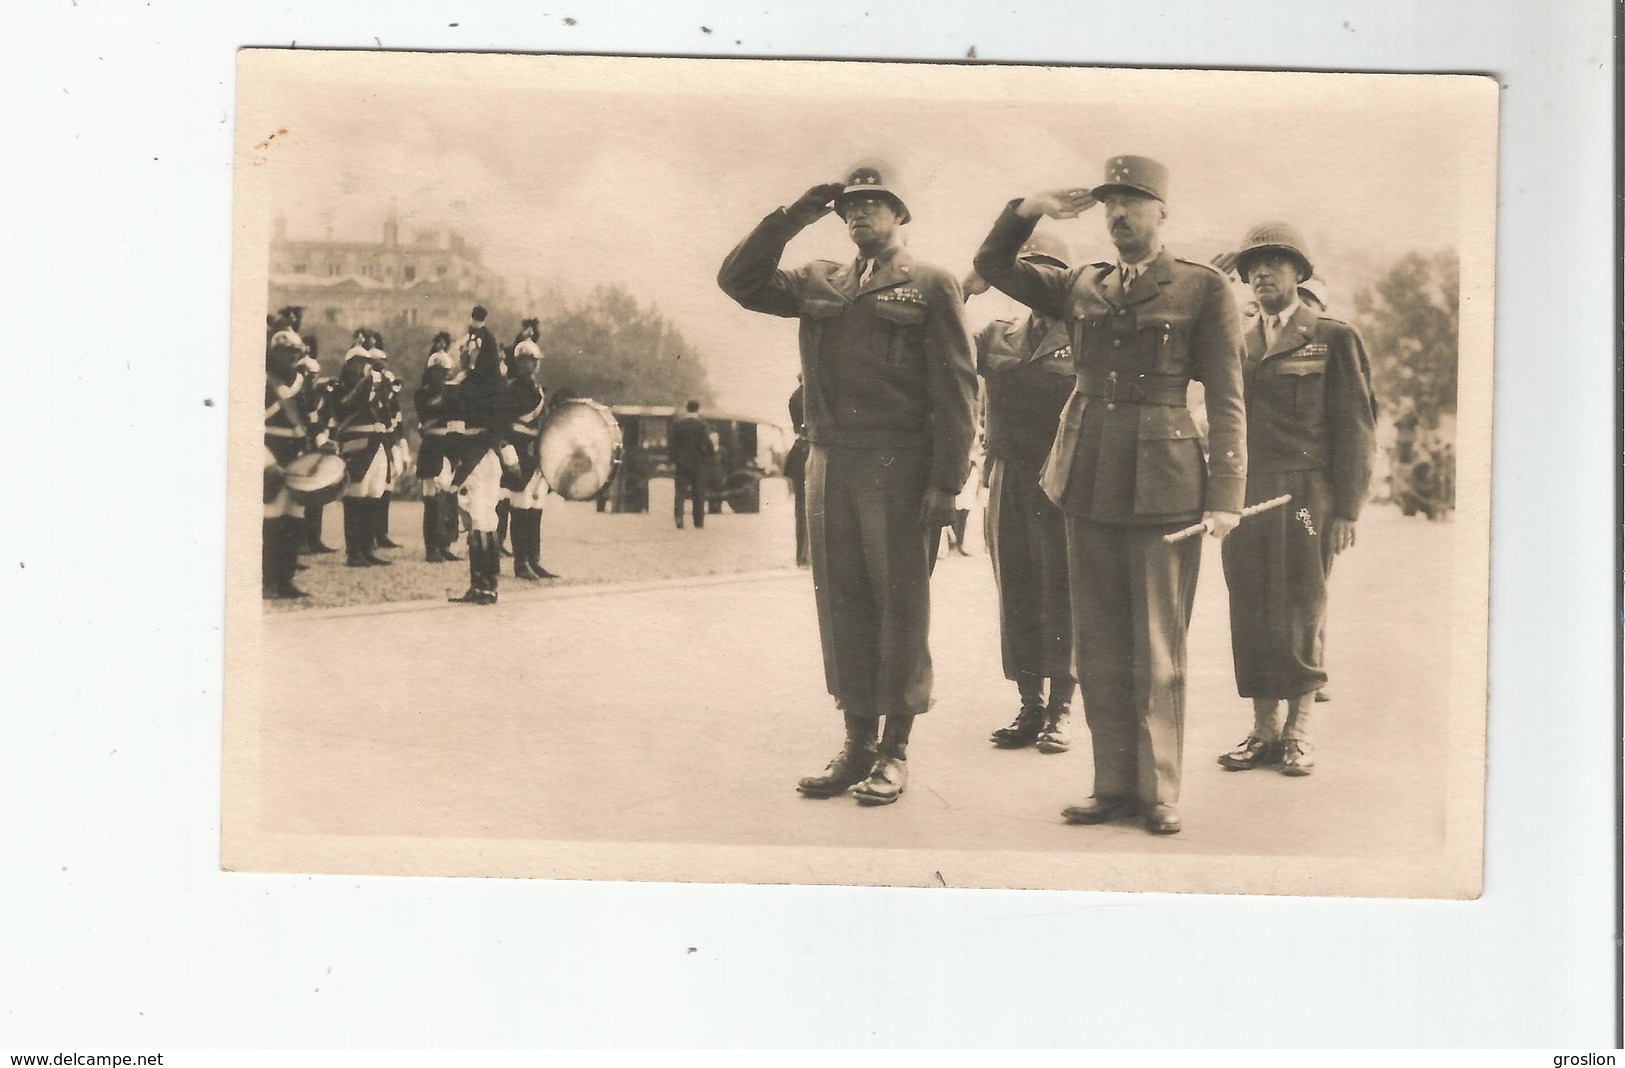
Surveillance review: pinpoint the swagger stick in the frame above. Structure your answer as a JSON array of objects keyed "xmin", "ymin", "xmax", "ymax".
[{"xmin": 1161, "ymin": 493, "xmax": 1293, "ymax": 544}]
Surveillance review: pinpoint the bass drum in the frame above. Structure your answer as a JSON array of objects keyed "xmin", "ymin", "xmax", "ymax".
[
  {"xmin": 536, "ymin": 398, "xmax": 624, "ymax": 502},
  {"xmin": 282, "ymin": 451, "xmax": 349, "ymax": 507}
]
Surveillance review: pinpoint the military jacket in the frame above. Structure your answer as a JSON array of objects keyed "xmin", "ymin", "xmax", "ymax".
[
  {"xmin": 976, "ymin": 315, "xmax": 1074, "ymax": 468},
  {"xmin": 718, "ymin": 206, "xmax": 977, "ymax": 494},
  {"xmin": 974, "ymin": 202, "xmax": 1246, "ymax": 522},
  {"xmin": 1240, "ymin": 305, "xmax": 1377, "ymax": 520}
]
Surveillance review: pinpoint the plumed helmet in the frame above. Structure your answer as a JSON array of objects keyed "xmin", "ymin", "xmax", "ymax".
[
  {"xmin": 513, "ymin": 339, "xmax": 543, "ymax": 361},
  {"xmin": 1235, "ymin": 221, "xmax": 1314, "ymax": 282}
]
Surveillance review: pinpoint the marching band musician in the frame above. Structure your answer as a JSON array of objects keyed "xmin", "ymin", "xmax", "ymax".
[
  {"xmin": 963, "ymin": 229, "xmax": 1079, "ymax": 755},
  {"xmin": 366, "ymin": 331, "xmax": 406, "ymax": 552},
  {"xmin": 335, "ymin": 328, "xmax": 394, "ymax": 568},
  {"xmin": 415, "ymin": 332, "xmax": 462, "ymax": 563},
  {"xmin": 295, "ymin": 335, "xmax": 339, "ymax": 554},
  {"xmin": 1214, "ymin": 223, "xmax": 1376, "ymax": 777},
  {"xmin": 263, "ymin": 328, "xmax": 320, "ymax": 599},
  {"xmin": 446, "ymin": 305, "xmax": 519, "ymax": 605},
  {"xmin": 504, "ymin": 321, "xmax": 560, "ymax": 581}
]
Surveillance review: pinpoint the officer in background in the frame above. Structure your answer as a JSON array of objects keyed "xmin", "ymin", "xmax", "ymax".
[
  {"xmin": 719, "ymin": 162, "xmax": 976, "ymax": 806},
  {"xmin": 1215, "ymin": 223, "xmax": 1376, "ymax": 777},
  {"xmin": 963, "ymin": 229, "xmax": 1078, "ymax": 755},
  {"xmin": 414, "ymin": 332, "xmax": 461, "ymax": 562},
  {"xmin": 668, "ymin": 400, "xmax": 715, "ymax": 529},
  {"xmin": 446, "ymin": 304, "xmax": 516, "ymax": 604},
  {"xmin": 334, "ymin": 328, "xmax": 393, "ymax": 568},
  {"xmin": 504, "ymin": 332, "xmax": 559, "ymax": 580},
  {"xmin": 974, "ymin": 155, "xmax": 1247, "ymax": 835},
  {"xmin": 263, "ymin": 328, "xmax": 317, "ymax": 599}
]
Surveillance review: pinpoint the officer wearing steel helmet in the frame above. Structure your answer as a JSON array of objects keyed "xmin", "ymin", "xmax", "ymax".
[
  {"xmin": 718, "ymin": 162, "xmax": 977, "ymax": 807},
  {"xmin": 1212, "ymin": 222, "xmax": 1376, "ymax": 778},
  {"xmin": 963, "ymin": 228, "xmax": 1081, "ymax": 757},
  {"xmin": 973, "ymin": 155, "xmax": 1248, "ymax": 835}
]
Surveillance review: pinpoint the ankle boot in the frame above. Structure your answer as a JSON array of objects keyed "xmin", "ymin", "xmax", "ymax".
[
  {"xmin": 1036, "ymin": 702, "xmax": 1071, "ymax": 753},
  {"xmin": 854, "ymin": 715, "xmax": 912, "ymax": 805},
  {"xmin": 797, "ymin": 713, "xmax": 880, "ymax": 797},
  {"xmin": 375, "ymin": 491, "xmax": 400, "ymax": 548},
  {"xmin": 438, "ymin": 493, "xmax": 462, "ymax": 560}
]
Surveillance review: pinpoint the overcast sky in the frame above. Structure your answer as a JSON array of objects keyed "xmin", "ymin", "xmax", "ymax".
[{"xmin": 259, "ymin": 56, "xmax": 1489, "ymax": 423}]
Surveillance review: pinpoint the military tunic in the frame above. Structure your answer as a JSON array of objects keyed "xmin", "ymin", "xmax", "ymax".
[
  {"xmin": 974, "ymin": 202, "xmax": 1247, "ymax": 807},
  {"xmin": 977, "ymin": 315, "xmax": 1076, "ymax": 683},
  {"xmin": 1220, "ymin": 305, "xmax": 1376, "ymax": 699},
  {"xmin": 719, "ymin": 205, "xmax": 976, "ymax": 720}
]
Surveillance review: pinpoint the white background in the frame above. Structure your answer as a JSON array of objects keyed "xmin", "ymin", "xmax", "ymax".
[{"xmin": 0, "ymin": 0, "xmax": 1615, "ymax": 1048}]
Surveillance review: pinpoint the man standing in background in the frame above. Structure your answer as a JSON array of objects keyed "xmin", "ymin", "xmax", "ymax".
[{"xmin": 669, "ymin": 399, "xmax": 715, "ymax": 530}]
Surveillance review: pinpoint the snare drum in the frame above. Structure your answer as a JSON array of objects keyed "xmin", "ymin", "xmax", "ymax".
[
  {"xmin": 281, "ymin": 451, "xmax": 349, "ymax": 507},
  {"xmin": 535, "ymin": 399, "xmax": 623, "ymax": 501}
]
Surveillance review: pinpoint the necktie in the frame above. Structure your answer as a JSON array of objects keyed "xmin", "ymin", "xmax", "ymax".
[
  {"xmin": 857, "ymin": 259, "xmax": 874, "ymax": 288},
  {"xmin": 1265, "ymin": 314, "xmax": 1281, "ymax": 346},
  {"xmin": 1121, "ymin": 265, "xmax": 1137, "ymax": 290}
]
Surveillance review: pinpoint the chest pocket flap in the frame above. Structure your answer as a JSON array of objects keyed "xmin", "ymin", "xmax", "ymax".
[{"xmin": 800, "ymin": 296, "xmax": 847, "ymax": 320}]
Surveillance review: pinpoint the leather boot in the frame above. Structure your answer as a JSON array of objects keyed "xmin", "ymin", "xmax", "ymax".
[
  {"xmin": 479, "ymin": 531, "xmax": 500, "ymax": 601},
  {"xmin": 512, "ymin": 509, "xmax": 541, "ymax": 580},
  {"xmin": 359, "ymin": 498, "xmax": 392, "ymax": 566},
  {"xmin": 449, "ymin": 534, "xmax": 494, "ymax": 604},
  {"xmin": 991, "ymin": 675, "xmax": 1045, "ymax": 747},
  {"xmin": 527, "ymin": 509, "xmax": 559, "ymax": 578},
  {"xmin": 438, "ymin": 493, "xmax": 462, "ymax": 560},
  {"xmin": 261, "ymin": 519, "xmax": 280, "ymax": 597},
  {"xmin": 797, "ymin": 713, "xmax": 879, "ymax": 798},
  {"xmin": 1036, "ymin": 703, "xmax": 1071, "ymax": 754},
  {"xmin": 303, "ymin": 504, "xmax": 336, "ymax": 553},
  {"xmin": 423, "ymin": 496, "xmax": 445, "ymax": 562},
  {"xmin": 854, "ymin": 715, "xmax": 912, "ymax": 805},
  {"xmin": 343, "ymin": 499, "xmax": 371, "ymax": 567},
  {"xmin": 274, "ymin": 517, "xmax": 308, "ymax": 598},
  {"xmin": 495, "ymin": 501, "xmax": 513, "ymax": 557},
  {"xmin": 375, "ymin": 491, "xmax": 401, "ymax": 549}
]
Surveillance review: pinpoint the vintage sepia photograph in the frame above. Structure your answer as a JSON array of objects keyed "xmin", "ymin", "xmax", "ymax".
[{"xmin": 225, "ymin": 50, "xmax": 1496, "ymax": 897}]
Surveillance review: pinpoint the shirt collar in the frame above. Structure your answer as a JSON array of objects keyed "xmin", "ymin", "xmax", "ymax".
[
  {"xmin": 1263, "ymin": 296, "xmax": 1301, "ymax": 327},
  {"xmin": 1117, "ymin": 245, "xmax": 1164, "ymax": 281}
]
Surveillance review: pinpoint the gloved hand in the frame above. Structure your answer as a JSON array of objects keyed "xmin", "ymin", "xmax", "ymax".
[{"xmin": 789, "ymin": 182, "xmax": 845, "ymax": 223}]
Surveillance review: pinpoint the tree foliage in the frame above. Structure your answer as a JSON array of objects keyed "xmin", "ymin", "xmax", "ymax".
[{"xmin": 1351, "ymin": 250, "xmax": 1459, "ymax": 428}]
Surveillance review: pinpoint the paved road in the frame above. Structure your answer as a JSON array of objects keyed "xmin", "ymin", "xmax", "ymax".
[{"xmin": 250, "ymin": 505, "xmax": 1457, "ymax": 873}]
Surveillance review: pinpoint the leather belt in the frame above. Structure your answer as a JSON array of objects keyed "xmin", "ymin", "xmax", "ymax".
[{"xmin": 1077, "ymin": 370, "xmax": 1186, "ymax": 407}]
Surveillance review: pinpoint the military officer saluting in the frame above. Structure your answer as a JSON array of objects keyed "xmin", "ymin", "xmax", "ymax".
[
  {"xmin": 1216, "ymin": 223, "xmax": 1376, "ymax": 776},
  {"xmin": 964, "ymin": 229, "xmax": 1080, "ymax": 755},
  {"xmin": 974, "ymin": 155, "xmax": 1248, "ymax": 835},
  {"xmin": 719, "ymin": 163, "xmax": 977, "ymax": 806}
]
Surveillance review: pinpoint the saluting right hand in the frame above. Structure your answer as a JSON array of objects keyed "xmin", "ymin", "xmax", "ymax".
[
  {"xmin": 961, "ymin": 271, "xmax": 990, "ymax": 298},
  {"xmin": 790, "ymin": 182, "xmax": 845, "ymax": 220},
  {"xmin": 1016, "ymin": 187, "xmax": 1098, "ymax": 220},
  {"xmin": 1210, "ymin": 249, "xmax": 1240, "ymax": 277}
]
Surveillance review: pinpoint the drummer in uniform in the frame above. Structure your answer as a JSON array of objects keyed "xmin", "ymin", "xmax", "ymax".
[
  {"xmin": 263, "ymin": 328, "xmax": 320, "ymax": 599},
  {"xmin": 504, "ymin": 326, "xmax": 559, "ymax": 581},
  {"xmin": 334, "ymin": 328, "xmax": 393, "ymax": 567},
  {"xmin": 718, "ymin": 163, "xmax": 977, "ymax": 806},
  {"xmin": 446, "ymin": 305, "xmax": 519, "ymax": 605},
  {"xmin": 1215, "ymin": 223, "xmax": 1376, "ymax": 776},
  {"xmin": 963, "ymin": 229, "xmax": 1079, "ymax": 755},
  {"xmin": 973, "ymin": 156, "xmax": 1248, "ymax": 835},
  {"xmin": 415, "ymin": 332, "xmax": 462, "ymax": 562}
]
